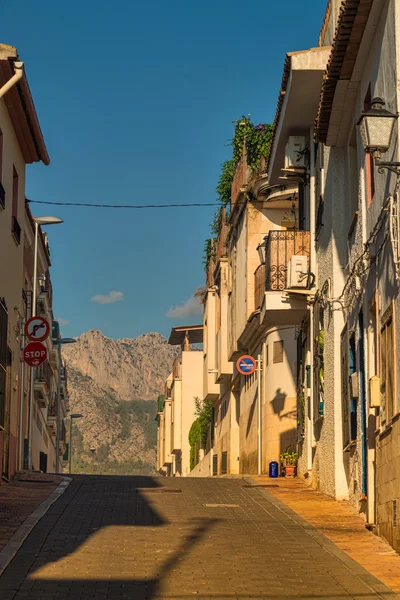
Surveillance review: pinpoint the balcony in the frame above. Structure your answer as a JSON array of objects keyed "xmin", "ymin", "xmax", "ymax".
[
  {"xmin": 34, "ymin": 362, "xmax": 53, "ymax": 409},
  {"xmin": 172, "ymin": 357, "xmax": 182, "ymax": 380},
  {"xmin": 11, "ymin": 216, "xmax": 21, "ymax": 245},
  {"xmin": 37, "ymin": 273, "xmax": 53, "ymax": 318},
  {"xmin": 46, "ymin": 403, "xmax": 57, "ymax": 435},
  {"xmin": 258, "ymin": 230, "xmax": 311, "ymax": 326},
  {"xmin": 215, "ymin": 208, "xmax": 229, "ymax": 263},
  {"xmin": 265, "ymin": 230, "xmax": 310, "ymax": 291}
]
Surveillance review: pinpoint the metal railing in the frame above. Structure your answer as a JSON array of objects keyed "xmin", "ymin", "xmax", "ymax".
[
  {"xmin": 39, "ymin": 272, "xmax": 53, "ymax": 305},
  {"xmin": 265, "ymin": 230, "xmax": 310, "ymax": 291},
  {"xmin": 35, "ymin": 362, "xmax": 53, "ymax": 387}
]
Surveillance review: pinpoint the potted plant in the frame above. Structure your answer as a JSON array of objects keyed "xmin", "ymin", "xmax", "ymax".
[{"xmin": 280, "ymin": 447, "xmax": 298, "ymax": 477}]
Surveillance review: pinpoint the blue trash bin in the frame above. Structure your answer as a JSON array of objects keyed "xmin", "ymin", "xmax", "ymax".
[{"xmin": 269, "ymin": 460, "xmax": 279, "ymax": 478}]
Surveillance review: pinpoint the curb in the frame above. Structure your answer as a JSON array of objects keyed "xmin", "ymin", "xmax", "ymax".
[
  {"xmin": 0, "ymin": 476, "xmax": 72, "ymax": 578},
  {"xmin": 244, "ymin": 477, "xmax": 400, "ymax": 600}
]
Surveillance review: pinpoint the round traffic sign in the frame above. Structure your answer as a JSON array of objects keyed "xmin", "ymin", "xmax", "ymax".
[
  {"xmin": 236, "ymin": 355, "xmax": 257, "ymax": 376},
  {"xmin": 23, "ymin": 341, "xmax": 48, "ymax": 367},
  {"xmin": 25, "ymin": 316, "xmax": 50, "ymax": 342}
]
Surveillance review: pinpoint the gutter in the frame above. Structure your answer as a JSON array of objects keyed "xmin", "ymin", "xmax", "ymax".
[{"xmin": 0, "ymin": 61, "xmax": 23, "ymax": 98}]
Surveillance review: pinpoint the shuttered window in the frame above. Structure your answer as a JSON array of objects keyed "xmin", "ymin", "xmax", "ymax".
[
  {"xmin": 0, "ymin": 299, "xmax": 7, "ymax": 429},
  {"xmin": 273, "ymin": 340, "xmax": 284, "ymax": 363}
]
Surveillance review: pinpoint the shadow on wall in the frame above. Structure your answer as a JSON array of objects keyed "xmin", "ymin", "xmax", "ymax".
[
  {"xmin": 245, "ymin": 389, "xmax": 258, "ymax": 438},
  {"xmin": 280, "ymin": 429, "xmax": 297, "ymax": 456},
  {"xmin": 271, "ymin": 388, "xmax": 297, "ymax": 421}
]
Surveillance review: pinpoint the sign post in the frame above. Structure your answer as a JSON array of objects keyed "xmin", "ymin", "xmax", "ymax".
[{"xmin": 237, "ymin": 354, "xmax": 262, "ymax": 475}]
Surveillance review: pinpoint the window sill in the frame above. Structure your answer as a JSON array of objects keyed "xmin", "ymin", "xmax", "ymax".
[{"xmin": 379, "ymin": 424, "xmax": 393, "ymax": 440}]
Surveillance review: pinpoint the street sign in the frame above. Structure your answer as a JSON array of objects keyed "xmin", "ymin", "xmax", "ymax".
[
  {"xmin": 236, "ymin": 355, "xmax": 257, "ymax": 376},
  {"xmin": 25, "ymin": 316, "xmax": 50, "ymax": 342},
  {"xmin": 24, "ymin": 341, "xmax": 48, "ymax": 367}
]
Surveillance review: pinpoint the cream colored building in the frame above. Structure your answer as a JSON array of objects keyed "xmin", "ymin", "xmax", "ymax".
[
  {"xmin": 157, "ymin": 326, "xmax": 203, "ymax": 477},
  {"xmin": 23, "ymin": 204, "xmax": 69, "ymax": 473},
  {"xmin": 0, "ymin": 44, "xmax": 50, "ymax": 481}
]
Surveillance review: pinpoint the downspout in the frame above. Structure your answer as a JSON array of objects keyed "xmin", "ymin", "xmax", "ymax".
[
  {"xmin": 0, "ymin": 62, "xmax": 24, "ymax": 99},
  {"xmin": 308, "ymin": 128, "xmax": 317, "ymax": 470},
  {"xmin": 18, "ymin": 318, "xmax": 26, "ymax": 470}
]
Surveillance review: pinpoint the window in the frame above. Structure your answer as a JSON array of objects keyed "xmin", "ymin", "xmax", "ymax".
[
  {"xmin": 364, "ymin": 86, "xmax": 375, "ymax": 206},
  {"xmin": 273, "ymin": 340, "xmax": 284, "ymax": 363},
  {"xmin": 381, "ymin": 306, "xmax": 395, "ymax": 424},
  {"xmin": 0, "ymin": 299, "xmax": 7, "ymax": 430},
  {"xmin": 11, "ymin": 167, "xmax": 21, "ymax": 244},
  {"xmin": 266, "ymin": 344, "xmax": 269, "ymax": 366},
  {"xmin": 349, "ymin": 333, "xmax": 357, "ymax": 441}
]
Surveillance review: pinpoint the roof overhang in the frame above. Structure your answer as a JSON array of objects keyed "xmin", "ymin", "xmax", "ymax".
[
  {"xmin": 314, "ymin": 0, "xmax": 380, "ymax": 147},
  {"xmin": 168, "ymin": 325, "xmax": 203, "ymax": 345},
  {"xmin": 267, "ymin": 47, "xmax": 331, "ymax": 185},
  {"xmin": 0, "ymin": 44, "xmax": 49, "ymax": 165}
]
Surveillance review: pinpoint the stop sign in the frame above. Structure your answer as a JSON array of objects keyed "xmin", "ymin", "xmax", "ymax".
[{"xmin": 24, "ymin": 341, "xmax": 48, "ymax": 367}]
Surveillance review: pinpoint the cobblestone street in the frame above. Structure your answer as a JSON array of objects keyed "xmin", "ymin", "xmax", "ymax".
[{"xmin": 0, "ymin": 475, "xmax": 399, "ymax": 600}]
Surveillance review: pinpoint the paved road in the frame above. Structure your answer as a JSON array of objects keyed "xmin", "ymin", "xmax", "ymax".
[{"xmin": 0, "ymin": 475, "xmax": 397, "ymax": 600}]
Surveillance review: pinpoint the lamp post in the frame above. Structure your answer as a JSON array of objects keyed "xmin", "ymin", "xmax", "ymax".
[
  {"xmin": 56, "ymin": 337, "xmax": 76, "ymax": 473},
  {"xmin": 357, "ymin": 97, "xmax": 400, "ymax": 175},
  {"xmin": 257, "ymin": 236, "xmax": 268, "ymax": 264},
  {"xmin": 28, "ymin": 216, "xmax": 63, "ymax": 471},
  {"xmin": 69, "ymin": 413, "xmax": 83, "ymax": 474}
]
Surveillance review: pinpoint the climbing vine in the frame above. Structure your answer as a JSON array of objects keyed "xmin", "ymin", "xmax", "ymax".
[{"xmin": 204, "ymin": 117, "xmax": 273, "ymax": 270}]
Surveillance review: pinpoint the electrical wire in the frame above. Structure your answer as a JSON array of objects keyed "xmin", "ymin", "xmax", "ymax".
[{"xmin": 26, "ymin": 195, "xmax": 298, "ymax": 210}]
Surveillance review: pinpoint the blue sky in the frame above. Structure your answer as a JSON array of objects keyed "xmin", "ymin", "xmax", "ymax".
[{"xmin": 2, "ymin": 0, "xmax": 326, "ymax": 340}]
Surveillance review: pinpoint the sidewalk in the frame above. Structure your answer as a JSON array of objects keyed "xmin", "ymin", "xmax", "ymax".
[
  {"xmin": 0, "ymin": 472, "xmax": 64, "ymax": 553},
  {"xmin": 251, "ymin": 475, "xmax": 400, "ymax": 595}
]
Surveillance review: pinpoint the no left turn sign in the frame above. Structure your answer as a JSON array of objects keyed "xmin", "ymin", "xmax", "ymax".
[{"xmin": 25, "ymin": 316, "xmax": 50, "ymax": 342}]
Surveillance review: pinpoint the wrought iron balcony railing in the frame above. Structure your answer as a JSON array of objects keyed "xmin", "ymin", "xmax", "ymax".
[{"xmin": 264, "ymin": 230, "xmax": 310, "ymax": 292}]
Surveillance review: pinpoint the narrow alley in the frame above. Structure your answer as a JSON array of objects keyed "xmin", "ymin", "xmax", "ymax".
[{"xmin": 0, "ymin": 475, "xmax": 399, "ymax": 600}]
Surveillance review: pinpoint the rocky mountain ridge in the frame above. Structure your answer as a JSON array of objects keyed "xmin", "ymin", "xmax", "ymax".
[{"xmin": 62, "ymin": 329, "xmax": 180, "ymax": 474}]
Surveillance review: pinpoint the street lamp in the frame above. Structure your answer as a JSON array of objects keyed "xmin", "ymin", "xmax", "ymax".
[
  {"xmin": 357, "ymin": 97, "xmax": 400, "ymax": 174},
  {"xmin": 69, "ymin": 413, "xmax": 83, "ymax": 474},
  {"xmin": 257, "ymin": 236, "xmax": 268, "ymax": 264},
  {"xmin": 28, "ymin": 215, "xmax": 63, "ymax": 471},
  {"xmin": 56, "ymin": 337, "xmax": 77, "ymax": 473}
]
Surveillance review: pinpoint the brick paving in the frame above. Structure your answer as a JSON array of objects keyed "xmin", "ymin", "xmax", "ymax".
[
  {"xmin": 0, "ymin": 475, "xmax": 399, "ymax": 599},
  {"xmin": 0, "ymin": 472, "xmax": 64, "ymax": 553},
  {"xmin": 252, "ymin": 476, "xmax": 400, "ymax": 596}
]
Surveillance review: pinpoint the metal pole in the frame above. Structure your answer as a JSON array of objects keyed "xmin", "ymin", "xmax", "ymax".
[
  {"xmin": 18, "ymin": 318, "xmax": 25, "ymax": 470},
  {"xmin": 257, "ymin": 354, "xmax": 262, "ymax": 475},
  {"xmin": 69, "ymin": 417, "xmax": 73, "ymax": 474},
  {"xmin": 28, "ymin": 222, "xmax": 39, "ymax": 470},
  {"xmin": 56, "ymin": 347, "xmax": 61, "ymax": 473}
]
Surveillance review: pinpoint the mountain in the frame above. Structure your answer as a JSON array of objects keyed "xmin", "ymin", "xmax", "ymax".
[{"xmin": 62, "ymin": 329, "xmax": 180, "ymax": 475}]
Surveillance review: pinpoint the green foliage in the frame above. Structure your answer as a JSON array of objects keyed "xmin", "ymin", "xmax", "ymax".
[
  {"xmin": 280, "ymin": 446, "xmax": 298, "ymax": 466},
  {"xmin": 216, "ymin": 159, "xmax": 236, "ymax": 206},
  {"xmin": 194, "ymin": 396, "xmax": 213, "ymax": 447},
  {"xmin": 203, "ymin": 238, "xmax": 215, "ymax": 270},
  {"xmin": 188, "ymin": 418, "xmax": 201, "ymax": 470}
]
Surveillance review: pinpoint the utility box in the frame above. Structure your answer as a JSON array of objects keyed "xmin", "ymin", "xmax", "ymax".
[
  {"xmin": 285, "ymin": 136, "xmax": 306, "ymax": 169},
  {"xmin": 369, "ymin": 375, "xmax": 381, "ymax": 408},
  {"xmin": 286, "ymin": 255, "xmax": 309, "ymax": 288}
]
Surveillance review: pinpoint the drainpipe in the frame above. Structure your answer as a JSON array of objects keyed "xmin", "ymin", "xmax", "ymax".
[
  {"xmin": 257, "ymin": 353, "xmax": 262, "ymax": 475},
  {"xmin": 308, "ymin": 127, "xmax": 317, "ymax": 471},
  {"xmin": 18, "ymin": 318, "xmax": 26, "ymax": 470},
  {"xmin": 0, "ymin": 62, "xmax": 24, "ymax": 99}
]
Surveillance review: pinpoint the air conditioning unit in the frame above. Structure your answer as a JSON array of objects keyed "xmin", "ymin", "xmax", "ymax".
[
  {"xmin": 285, "ymin": 136, "xmax": 306, "ymax": 169},
  {"xmin": 286, "ymin": 255, "xmax": 309, "ymax": 289}
]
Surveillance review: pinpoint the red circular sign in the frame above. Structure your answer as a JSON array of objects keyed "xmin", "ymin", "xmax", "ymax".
[
  {"xmin": 25, "ymin": 316, "xmax": 50, "ymax": 342},
  {"xmin": 24, "ymin": 341, "xmax": 48, "ymax": 367},
  {"xmin": 236, "ymin": 355, "xmax": 257, "ymax": 376}
]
